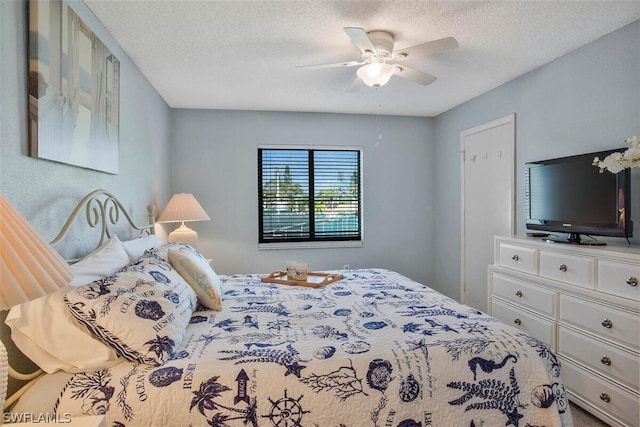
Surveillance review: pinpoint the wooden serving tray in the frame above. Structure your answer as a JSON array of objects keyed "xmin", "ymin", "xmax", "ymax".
[{"xmin": 260, "ymin": 270, "xmax": 343, "ymax": 288}]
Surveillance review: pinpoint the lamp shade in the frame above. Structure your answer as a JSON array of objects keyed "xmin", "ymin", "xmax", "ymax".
[
  {"xmin": 0, "ymin": 195, "xmax": 74, "ymax": 309},
  {"xmin": 157, "ymin": 193, "xmax": 210, "ymax": 224},
  {"xmin": 157, "ymin": 194, "xmax": 210, "ymax": 248},
  {"xmin": 357, "ymin": 63, "xmax": 397, "ymax": 87}
]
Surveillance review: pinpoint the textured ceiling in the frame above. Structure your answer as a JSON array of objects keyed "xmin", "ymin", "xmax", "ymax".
[{"xmin": 83, "ymin": 0, "xmax": 640, "ymax": 117}]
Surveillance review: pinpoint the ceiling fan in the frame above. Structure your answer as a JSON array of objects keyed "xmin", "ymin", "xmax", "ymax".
[{"xmin": 299, "ymin": 27, "xmax": 458, "ymax": 88}]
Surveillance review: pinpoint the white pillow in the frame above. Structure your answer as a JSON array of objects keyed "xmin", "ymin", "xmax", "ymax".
[
  {"xmin": 5, "ymin": 287, "xmax": 121, "ymax": 374},
  {"xmin": 121, "ymin": 234, "xmax": 164, "ymax": 261},
  {"xmin": 64, "ymin": 255, "xmax": 197, "ymax": 366},
  {"xmin": 70, "ymin": 235, "xmax": 130, "ymax": 285},
  {"xmin": 169, "ymin": 248, "xmax": 223, "ymax": 310}
]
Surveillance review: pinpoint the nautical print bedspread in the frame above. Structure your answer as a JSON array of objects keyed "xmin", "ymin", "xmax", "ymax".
[{"xmin": 51, "ymin": 269, "xmax": 572, "ymax": 426}]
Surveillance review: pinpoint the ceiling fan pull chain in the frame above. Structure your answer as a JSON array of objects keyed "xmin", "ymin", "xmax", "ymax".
[{"xmin": 375, "ymin": 99, "xmax": 383, "ymax": 147}]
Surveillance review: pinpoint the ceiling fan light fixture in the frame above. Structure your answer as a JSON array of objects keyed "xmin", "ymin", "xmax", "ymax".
[{"xmin": 357, "ymin": 62, "xmax": 396, "ymax": 88}]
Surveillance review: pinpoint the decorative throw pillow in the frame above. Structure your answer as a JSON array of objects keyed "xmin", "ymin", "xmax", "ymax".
[
  {"xmin": 168, "ymin": 247, "xmax": 223, "ymax": 311},
  {"xmin": 64, "ymin": 256, "xmax": 197, "ymax": 366}
]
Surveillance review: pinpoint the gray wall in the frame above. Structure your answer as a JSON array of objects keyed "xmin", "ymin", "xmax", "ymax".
[
  {"xmin": 432, "ymin": 21, "xmax": 640, "ymax": 299},
  {"xmin": 0, "ymin": 0, "xmax": 172, "ymax": 258},
  {"xmin": 169, "ymin": 110, "xmax": 435, "ymax": 284}
]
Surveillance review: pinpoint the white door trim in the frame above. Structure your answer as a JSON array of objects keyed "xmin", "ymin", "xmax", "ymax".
[{"xmin": 460, "ymin": 113, "xmax": 515, "ymax": 304}]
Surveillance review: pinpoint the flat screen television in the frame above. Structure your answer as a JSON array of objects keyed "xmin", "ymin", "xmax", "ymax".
[{"xmin": 525, "ymin": 148, "xmax": 632, "ymax": 245}]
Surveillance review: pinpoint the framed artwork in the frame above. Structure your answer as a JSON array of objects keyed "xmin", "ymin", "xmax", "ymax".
[{"xmin": 28, "ymin": 0, "xmax": 120, "ymax": 174}]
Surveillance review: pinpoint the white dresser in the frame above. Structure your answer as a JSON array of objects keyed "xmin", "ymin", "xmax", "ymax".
[{"xmin": 488, "ymin": 235, "xmax": 640, "ymax": 427}]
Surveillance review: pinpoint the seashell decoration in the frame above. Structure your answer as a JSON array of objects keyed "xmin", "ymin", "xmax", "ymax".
[{"xmin": 313, "ymin": 346, "xmax": 336, "ymax": 359}]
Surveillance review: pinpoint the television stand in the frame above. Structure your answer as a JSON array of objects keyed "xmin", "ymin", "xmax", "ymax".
[{"xmin": 542, "ymin": 233, "xmax": 606, "ymax": 246}]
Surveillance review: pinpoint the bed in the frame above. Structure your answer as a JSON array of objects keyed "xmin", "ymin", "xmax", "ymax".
[{"xmin": 4, "ymin": 190, "xmax": 573, "ymax": 427}]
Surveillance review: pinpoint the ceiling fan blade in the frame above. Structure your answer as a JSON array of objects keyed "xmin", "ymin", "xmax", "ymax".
[
  {"xmin": 393, "ymin": 36, "xmax": 458, "ymax": 59},
  {"xmin": 343, "ymin": 27, "xmax": 377, "ymax": 56},
  {"xmin": 297, "ymin": 60, "xmax": 363, "ymax": 70},
  {"xmin": 393, "ymin": 65, "xmax": 437, "ymax": 86}
]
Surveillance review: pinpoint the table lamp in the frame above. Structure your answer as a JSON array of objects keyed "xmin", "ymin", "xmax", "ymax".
[{"xmin": 157, "ymin": 193, "xmax": 210, "ymax": 248}]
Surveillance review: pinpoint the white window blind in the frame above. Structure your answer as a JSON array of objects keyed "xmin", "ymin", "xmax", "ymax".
[{"xmin": 258, "ymin": 148, "xmax": 361, "ymax": 243}]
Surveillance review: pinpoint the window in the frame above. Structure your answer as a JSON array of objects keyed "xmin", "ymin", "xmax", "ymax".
[{"xmin": 258, "ymin": 148, "xmax": 361, "ymax": 244}]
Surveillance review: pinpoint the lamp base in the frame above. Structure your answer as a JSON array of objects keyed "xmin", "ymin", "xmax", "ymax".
[{"xmin": 168, "ymin": 223, "xmax": 199, "ymax": 248}]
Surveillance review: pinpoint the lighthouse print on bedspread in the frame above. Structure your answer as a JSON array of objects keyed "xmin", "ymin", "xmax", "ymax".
[{"xmin": 53, "ymin": 269, "xmax": 571, "ymax": 426}]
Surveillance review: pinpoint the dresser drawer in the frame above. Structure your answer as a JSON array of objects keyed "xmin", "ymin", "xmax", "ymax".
[
  {"xmin": 558, "ymin": 327, "xmax": 639, "ymax": 390},
  {"xmin": 562, "ymin": 359, "xmax": 639, "ymax": 427},
  {"xmin": 498, "ymin": 243, "xmax": 537, "ymax": 274},
  {"xmin": 491, "ymin": 299, "xmax": 555, "ymax": 349},
  {"xmin": 597, "ymin": 259, "xmax": 640, "ymax": 301},
  {"xmin": 560, "ymin": 295, "xmax": 639, "ymax": 350},
  {"xmin": 539, "ymin": 250, "xmax": 594, "ymax": 288},
  {"xmin": 491, "ymin": 273, "xmax": 556, "ymax": 317}
]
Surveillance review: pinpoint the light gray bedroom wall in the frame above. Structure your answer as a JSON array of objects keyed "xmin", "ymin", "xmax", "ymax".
[
  {"xmin": 0, "ymin": 0, "xmax": 172, "ymax": 258},
  {"xmin": 432, "ymin": 21, "xmax": 640, "ymax": 300},
  {"xmin": 169, "ymin": 109, "xmax": 436, "ymax": 285}
]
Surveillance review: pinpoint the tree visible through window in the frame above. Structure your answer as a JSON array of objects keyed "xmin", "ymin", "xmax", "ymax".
[{"xmin": 258, "ymin": 148, "xmax": 361, "ymax": 243}]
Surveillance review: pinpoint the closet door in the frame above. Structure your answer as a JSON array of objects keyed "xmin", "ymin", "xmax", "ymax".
[{"xmin": 461, "ymin": 114, "xmax": 515, "ymax": 312}]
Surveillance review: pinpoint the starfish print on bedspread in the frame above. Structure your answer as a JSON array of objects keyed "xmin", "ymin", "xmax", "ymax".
[{"xmin": 218, "ymin": 344, "xmax": 307, "ymax": 378}]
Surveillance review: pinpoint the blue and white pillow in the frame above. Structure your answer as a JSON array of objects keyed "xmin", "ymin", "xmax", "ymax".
[
  {"xmin": 169, "ymin": 247, "xmax": 223, "ymax": 310},
  {"xmin": 64, "ymin": 255, "xmax": 197, "ymax": 366}
]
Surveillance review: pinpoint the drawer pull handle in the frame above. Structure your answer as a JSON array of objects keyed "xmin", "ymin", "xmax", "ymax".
[
  {"xmin": 627, "ymin": 276, "xmax": 638, "ymax": 287},
  {"xmin": 600, "ymin": 356, "xmax": 611, "ymax": 366},
  {"xmin": 601, "ymin": 319, "xmax": 613, "ymax": 328},
  {"xmin": 599, "ymin": 393, "xmax": 611, "ymax": 403},
  {"xmin": 514, "ymin": 318, "xmax": 522, "ymax": 326},
  {"xmin": 515, "ymin": 290, "xmax": 523, "ymax": 297},
  {"xmin": 512, "ymin": 254, "xmax": 519, "ymax": 261},
  {"xmin": 558, "ymin": 264, "xmax": 567, "ymax": 272}
]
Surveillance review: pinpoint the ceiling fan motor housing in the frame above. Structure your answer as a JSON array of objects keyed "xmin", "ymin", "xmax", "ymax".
[{"xmin": 365, "ymin": 31, "xmax": 394, "ymax": 59}]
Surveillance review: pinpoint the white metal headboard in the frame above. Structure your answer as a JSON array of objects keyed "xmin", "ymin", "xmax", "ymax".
[
  {"xmin": 50, "ymin": 189, "xmax": 156, "ymax": 263},
  {"xmin": 3, "ymin": 189, "xmax": 156, "ymax": 410}
]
